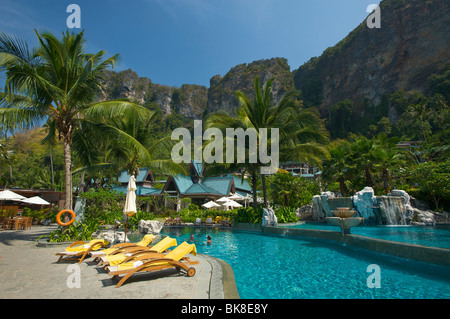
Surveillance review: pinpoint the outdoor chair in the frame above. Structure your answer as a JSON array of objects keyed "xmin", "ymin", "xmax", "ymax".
[
  {"xmin": 98, "ymin": 236, "xmax": 177, "ymax": 267},
  {"xmin": 90, "ymin": 234, "xmax": 154, "ymax": 260},
  {"xmin": 55, "ymin": 239, "xmax": 110, "ymax": 263},
  {"xmin": 206, "ymin": 217, "xmax": 214, "ymax": 225},
  {"xmin": 107, "ymin": 241, "xmax": 198, "ymax": 288},
  {"xmin": 15, "ymin": 217, "xmax": 33, "ymax": 230}
]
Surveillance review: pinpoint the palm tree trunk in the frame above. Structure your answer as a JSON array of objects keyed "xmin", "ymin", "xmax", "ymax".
[
  {"xmin": 261, "ymin": 174, "xmax": 268, "ymax": 208},
  {"xmin": 251, "ymin": 169, "xmax": 258, "ymax": 211},
  {"xmin": 63, "ymin": 140, "xmax": 72, "ymax": 210},
  {"xmin": 383, "ymin": 168, "xmax": 390, "ymax": 195},
  {"xmin": 338, "ymin": 175, "xmax": 346, "ymax": 196},
  {"xmin": 365, "ymin": 168, "xmax": 373, "ymax": 187},
  {"xmin": 49, "ymin": 146, "xmax": 55, "ymax": 189}
]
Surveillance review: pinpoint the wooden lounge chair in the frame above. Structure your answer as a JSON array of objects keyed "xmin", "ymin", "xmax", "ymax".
[
  {"xmin": 98, "ymin": 236, "xmax": 177, "ymax": 267},
  {"xmin": 107, "ymin": 241, "xmax": 198, "ymax": 288},
  {"xmin": 206, "ymin": 217, "xmax": 214, "ymax": 226},
  {"xmin": 55, "ymin": 239, "xmax": 109, "ymax": 263},
  {"xmin": 90, "ymin": 234, "xmax": 154, "ymax": 260}
]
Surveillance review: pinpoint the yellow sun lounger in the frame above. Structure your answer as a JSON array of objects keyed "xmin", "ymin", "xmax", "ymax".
[
  {"xmin": 56, "ymin": 239, "xmax": 109, "ymax": 263},
  {"xmin": 99, "ymin": 236, "xmax": 177, "ymax": 266},
  {"xmin": 90, "ymin": 234, "xmax": 154, "ymax": 259},
  {"xmin": 107, "ymin": 241, "xmax": 198, "ymax": 287}
]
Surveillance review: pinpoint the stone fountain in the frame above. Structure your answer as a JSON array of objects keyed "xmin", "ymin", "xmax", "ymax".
[{"xmin": 326, "ymin": 207, "xmax": 364, "ymax": 235}]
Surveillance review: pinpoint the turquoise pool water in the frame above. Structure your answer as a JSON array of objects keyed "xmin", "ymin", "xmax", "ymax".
[
  {"xmin": 280, "ymin": 223, "xmax": 450, "ymax": 249},
  {"xmin": 160, "ymin": 226, "xmax": 450, "ymax": 299}
]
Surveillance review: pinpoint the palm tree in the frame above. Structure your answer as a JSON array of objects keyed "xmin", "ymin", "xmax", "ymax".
[
  {"xmin": 322, "ymin": 140, "xmax": 353, "ymax": 196},
  {"xmin": 0, "ymin": 30, "xmax": 152, "ymax": 209},
  {"xmin": 349, "ymin": 137, "xmax": 377, "ymax": 188},
  {"xmin": 206, "ymin": 77, "xmax": 329, "ymax": 208}
]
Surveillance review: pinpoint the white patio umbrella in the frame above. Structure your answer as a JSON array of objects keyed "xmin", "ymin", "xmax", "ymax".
[
  {"xmin": 123, "ymin": 175, "xmax": 137, "ymax": 242},
  {"xmin": 216, "ymin": 196, "xmax": 231, "ymax": 203},
  {"xmin": 202, "ymin": 201, "xmax": 220, "ymax": 209},
  {"xmin": 228, "ymin": 193, "xmax": 244, "ymax": 201},
  {"xmin": 0, "ymin": 190, "xmax": 26, "ymax": 213},
  {"xmin": 0, "ymin": 190, "xmax": 25, "ymax": 201},
  {"xmin": 222, "ymin": 199, "xmax": 242, "ymax": 208},
  {"xmin": 21, "ymin": 196, "xmax": 50, "ymax": 205}
]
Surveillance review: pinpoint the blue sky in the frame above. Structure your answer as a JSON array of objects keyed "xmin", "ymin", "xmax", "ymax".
[{"xmin": 1, "ymin": 0, "xmax": 381, "ymax": 88}]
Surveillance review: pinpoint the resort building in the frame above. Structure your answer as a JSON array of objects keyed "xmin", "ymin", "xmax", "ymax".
[
  {"xmin": 113, "ymin": 161, "xmax": 252, "ymax": 211},
  {"xmin": 279, "ymin": 161, "xmax": 322, "ymax": 179}
]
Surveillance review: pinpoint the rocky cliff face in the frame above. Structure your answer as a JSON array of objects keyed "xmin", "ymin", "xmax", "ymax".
[
  {"xmin": 100, "ymin": 58, "xmax": 295, "ymax": 118},
  {"xmin": 294, "ymin": 0, "xmax": 450, "ymax": 119},
  {"xmin": 207, "ymin": 58, "xmax": 295, "ymax": 115},
  {"xmin": 99, "ymin": 0, "xmax": 449, "ymax": 123},
  {"xmin": 99, "ymin": 69, "xmax": 207, "ymax": 119}
]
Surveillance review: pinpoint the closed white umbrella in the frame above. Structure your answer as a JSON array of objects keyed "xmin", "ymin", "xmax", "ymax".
[
  {"xmin": 202, "ymin": 201, "xmax": 220, "ymax": 208},
  {"xmin": 123, "ymin": 175, "xmax": 137, "ymax": 242},
  {"xmin": 21, "ymin": 196, "xmax": 50, "ymax": 205},
  {"xmin": 0, "ymin": 190, "xmax": 25, "ymax": 201}
]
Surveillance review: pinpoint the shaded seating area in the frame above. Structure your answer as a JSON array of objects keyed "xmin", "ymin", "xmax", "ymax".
[{"xmin": 0, "ymin": 206, "xmax": 31, "ymax": 230}]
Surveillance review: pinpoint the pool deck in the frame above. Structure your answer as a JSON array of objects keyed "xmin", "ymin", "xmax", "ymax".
[{"xmin": 0, "ymin": 225, "xmax": 239, "ymax": 299}]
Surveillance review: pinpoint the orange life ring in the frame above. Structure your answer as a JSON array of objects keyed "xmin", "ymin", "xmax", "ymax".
[{"xmin": 56, "ymin": 209, "xmax": 76, "ymax": 227}]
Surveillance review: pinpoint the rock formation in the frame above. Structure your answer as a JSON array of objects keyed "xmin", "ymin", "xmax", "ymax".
[
  {"xmin": 294, "ymin": 0, "xmax": 450, "ymax": 121},
  {"xmin": 311, "ymin": 187, "xmax": 449, "ymax": 226}
]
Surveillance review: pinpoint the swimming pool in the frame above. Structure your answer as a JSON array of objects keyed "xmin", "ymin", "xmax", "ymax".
[
  {"xmin": 280, "ymin": 223, "xmax": 450, "ymax": 249},
  {"xmin": 161, "ymin": 226, "xmax": 450, "ymax": 299}
]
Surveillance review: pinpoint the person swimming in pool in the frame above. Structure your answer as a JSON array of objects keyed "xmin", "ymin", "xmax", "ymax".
[
  {"xmin": 188, "ymin": 233, "xmax": 197, "ymax": 242},
  {"xmin": 207, "ymin": 235, "xmax": 212, "ymax": 245}
]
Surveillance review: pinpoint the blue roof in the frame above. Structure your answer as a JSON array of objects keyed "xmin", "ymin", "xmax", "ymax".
[
  {"xmin": 112, "ymin": 185, "xmax": 161, "ymax": 196},
  {"xmin": 231, "ymin": 175, "xmax": 252, "ymax": 192},
  {"xmin": 202, "ymin": 177, "xmax": 232, "ymax": 195},
  {"xmin": 169, "ymin": 173, "xmax": 251, "ymax": 196},
  {"xmin": 173, "ymin": 174, "xmax": 194, "ymax": 194},
  {"xmin": 191, "ymin": 160, "xmax": 203, "ymax": 177},
  {"xmin": 118, "ymin": 169, "xmax": 151, "ymax": 183}
]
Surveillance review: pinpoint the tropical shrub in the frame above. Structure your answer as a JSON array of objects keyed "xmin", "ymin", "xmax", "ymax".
[
  {"xmin": 274, "ymin": 206, "xmax": 298, "ymax": 223},
  {"xmin": 234, "ymin": 207, "xmax": 263, "ymax": 224},
  {"xmin": 42, "ymin": 220, "xmax": 100, "ymax": 243}
]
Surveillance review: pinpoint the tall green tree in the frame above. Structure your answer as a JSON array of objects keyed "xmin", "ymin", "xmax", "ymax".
[
  {"xmin": 206, "ymin": 77, "xmax": 329, "ymax": 208},
  {"xmin": 322, "ymin": 140, "xmax": 353, "ymax": 196},
  {"xmin": 0, "ymin": 30, "xmax": 152, "ymax": 209}
]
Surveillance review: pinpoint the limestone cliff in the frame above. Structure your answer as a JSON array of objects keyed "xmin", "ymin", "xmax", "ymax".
[
  {"xmin": 99, "ymin": 69, "xmax": 207, "ymax": 119},
  {"xmin": 294, "ymin": 0, "xmax": 450, "ymax": 119},
  {"xmin": 207, "ymin": 58, "xmax": 295, "ymax": 115}
]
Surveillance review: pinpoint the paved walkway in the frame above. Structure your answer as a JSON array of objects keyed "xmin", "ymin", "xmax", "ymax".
[{"xmin": 0, "ymin": 225, "xmax": 229, "ymax": 299}]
